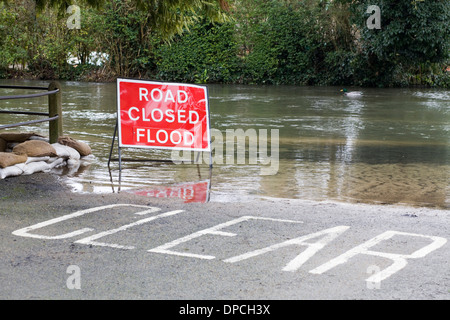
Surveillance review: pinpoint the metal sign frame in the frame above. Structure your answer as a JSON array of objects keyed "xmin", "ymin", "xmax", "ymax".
[{"xmin": 108, "ymin": 78, "xmax": 213, "ymax": 172}]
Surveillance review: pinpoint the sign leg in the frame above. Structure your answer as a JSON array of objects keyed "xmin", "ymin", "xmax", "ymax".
[{"xmin": 108, "ymin": 120, "xmax": 118, "ymax": 169}]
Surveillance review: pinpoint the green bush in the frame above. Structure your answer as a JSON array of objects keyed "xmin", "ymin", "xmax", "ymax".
[
  {"xmin": 0, "ymin": 0, "xmax": 448, "ymax": 87},
  {"xmin": 0, "ymin": 3, "xmax": 31, "ymax": 71},
  {"xmin": 241, "ymin": 1, "xmax": 322, "ymax": 85},
  {"xmin": 348, "ymin": 0, "xmax": 450, "ymax": 87},
  {"xmin": 155, "ymin": 20, "xmax": 239, "ymax": 84},
  {"xmin": 323, "ymin": 50, "xmax": 355, "ymax": 86}
]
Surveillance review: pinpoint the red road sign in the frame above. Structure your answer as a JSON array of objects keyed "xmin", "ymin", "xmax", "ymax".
[{"xmin": 117, "ymin": 79, "xmax": 211, "ymax": 151}]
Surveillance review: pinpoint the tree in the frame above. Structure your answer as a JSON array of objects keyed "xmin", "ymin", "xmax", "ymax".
[
  {"xmin": 346, "ymin": 0, "xmax": 450, "ymax": 85},
  {"xmin": 0, "ymin": 0, "xmax": 230, "ymax": 38},
  {"xmin": 357, "ymin": 0, "xmax": 448, "ymax": 63}
]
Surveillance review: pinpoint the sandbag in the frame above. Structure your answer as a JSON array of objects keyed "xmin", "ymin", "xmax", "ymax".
[
  {"xmin": 46, "ymin": 157, "xmax": 59, "ymax": 163},
  {"xmin": 51, "ymin": 143, "xmax": 80, "ymax": 160},
  {"xmin": 13, "ymin": 140, "xmax": 57, "ymax": 157},
  {"xmin": 28, "ymin": 135, "xmax": 49, "ymax": 142},
  {"xmin": 48, "ymin": 157, "xmax": 65, "ymax": 169},
  {"xmin": 22, "ymin": 161, "xmax": 51, "ymax": 175},
  {"xmin": 0, "ymin": 138, "xmax": 6, "ymax": 152},
  {"xmin": 0, "ymin": 132, "xmax": 44, "ymax": 142},
  {"xmin": 58, "ymin": 136, "xmax": 92, "ymax": 156},
  {"xmin": 26, "ymin": 156, "xmax": 50, "ymax": 164},
  {"xmin": 0, "ymin": 152, "xmax": 28, "ymax": 168},
  {"xmin": 0, "ymin": 163, "xmax": 25, "ymax": 179}
]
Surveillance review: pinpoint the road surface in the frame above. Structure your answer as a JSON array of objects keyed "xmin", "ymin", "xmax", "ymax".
[{"xmin": 0, "ymin": 173, "xmax": 448, "ymax": 301}]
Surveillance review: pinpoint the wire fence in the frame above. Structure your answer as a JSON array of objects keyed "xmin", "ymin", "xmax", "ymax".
[{"xmin": 0, "ymin": 82, "xmax": 63, "ymax": 143}]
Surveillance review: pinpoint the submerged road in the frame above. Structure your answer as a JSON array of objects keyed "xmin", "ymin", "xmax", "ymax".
[{"xmin": 0, "ymin": 173, "xmax": 449, "ymax": 300}]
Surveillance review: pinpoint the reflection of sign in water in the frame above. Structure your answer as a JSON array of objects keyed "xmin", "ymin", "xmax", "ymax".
[
  {"xmin": 130, "ymin": 181, "xmax": 210, "ymax": 203},
  {"xmin": 117, "ymin": 78, "xmax": 211, "ymax": 152}
]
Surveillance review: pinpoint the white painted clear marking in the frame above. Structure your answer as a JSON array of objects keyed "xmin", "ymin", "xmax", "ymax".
[
  {"xmin": 12, "ymin": 206, "xmax": 447, "ymax": 285},
  {"xmin": 12, "ymin": 204, "xmax": 160, "ymax": 240},
  {"xmin": 148, "ymin": 216, "xmax": 303, "ymax": 260},
  {"xmin": 309, "ymin": 230, "xmax": 448, "ymax": 283},
  {"xmin": 75, "ymin": 210, "xmax": 184, "ymax": 249},
  {"xmin": 366, "ymin": 265, "xmax": 382, "ymax": 289},
  {"xmin": 224, "ymin": 226, "xmax": 350, "ymax": 272}
]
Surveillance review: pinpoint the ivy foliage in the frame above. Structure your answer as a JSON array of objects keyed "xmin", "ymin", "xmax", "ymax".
[
  {"xmin": 241, "ymin": 1, "xmax": 321, "ymax": 85},
  {"xmin": 347, "ymin": 0, "xmax": 450, "ymax": 86},
  {"xmin": 155, "ymin": 20, "xmax": 239, "ymax": 84},
  {"xmin": 0, "ymin": 0, "xmax": 449, "ymax": 87}
]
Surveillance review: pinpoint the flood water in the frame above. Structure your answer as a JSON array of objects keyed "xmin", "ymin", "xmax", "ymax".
[{"xmin": 1, "ymin": 79, "xmax": 449, "ymax": 208}]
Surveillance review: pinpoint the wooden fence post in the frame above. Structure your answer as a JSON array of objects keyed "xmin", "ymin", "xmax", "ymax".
[{"xmin": 48, "ymin": 81, "xmax": 62, "ymax": 143}]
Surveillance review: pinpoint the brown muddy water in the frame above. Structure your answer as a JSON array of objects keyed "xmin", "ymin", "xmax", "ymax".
[{"xmin": 0, "ymin": 80, "xmax": 449, "ymax": 208}]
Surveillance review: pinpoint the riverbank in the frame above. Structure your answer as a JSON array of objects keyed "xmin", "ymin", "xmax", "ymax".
[
  {"xmin": 2, "ymin": 70, "xmax": 450, "ymax": 88},
  {"xmin": 1, "ymin": 171, "xmax": 447, "ymax": 215}
]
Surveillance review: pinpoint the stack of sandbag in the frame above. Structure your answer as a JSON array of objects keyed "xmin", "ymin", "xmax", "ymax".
[{"xmin": 0, "ymin": 132, "xmax": 94, "ymax": 179}]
